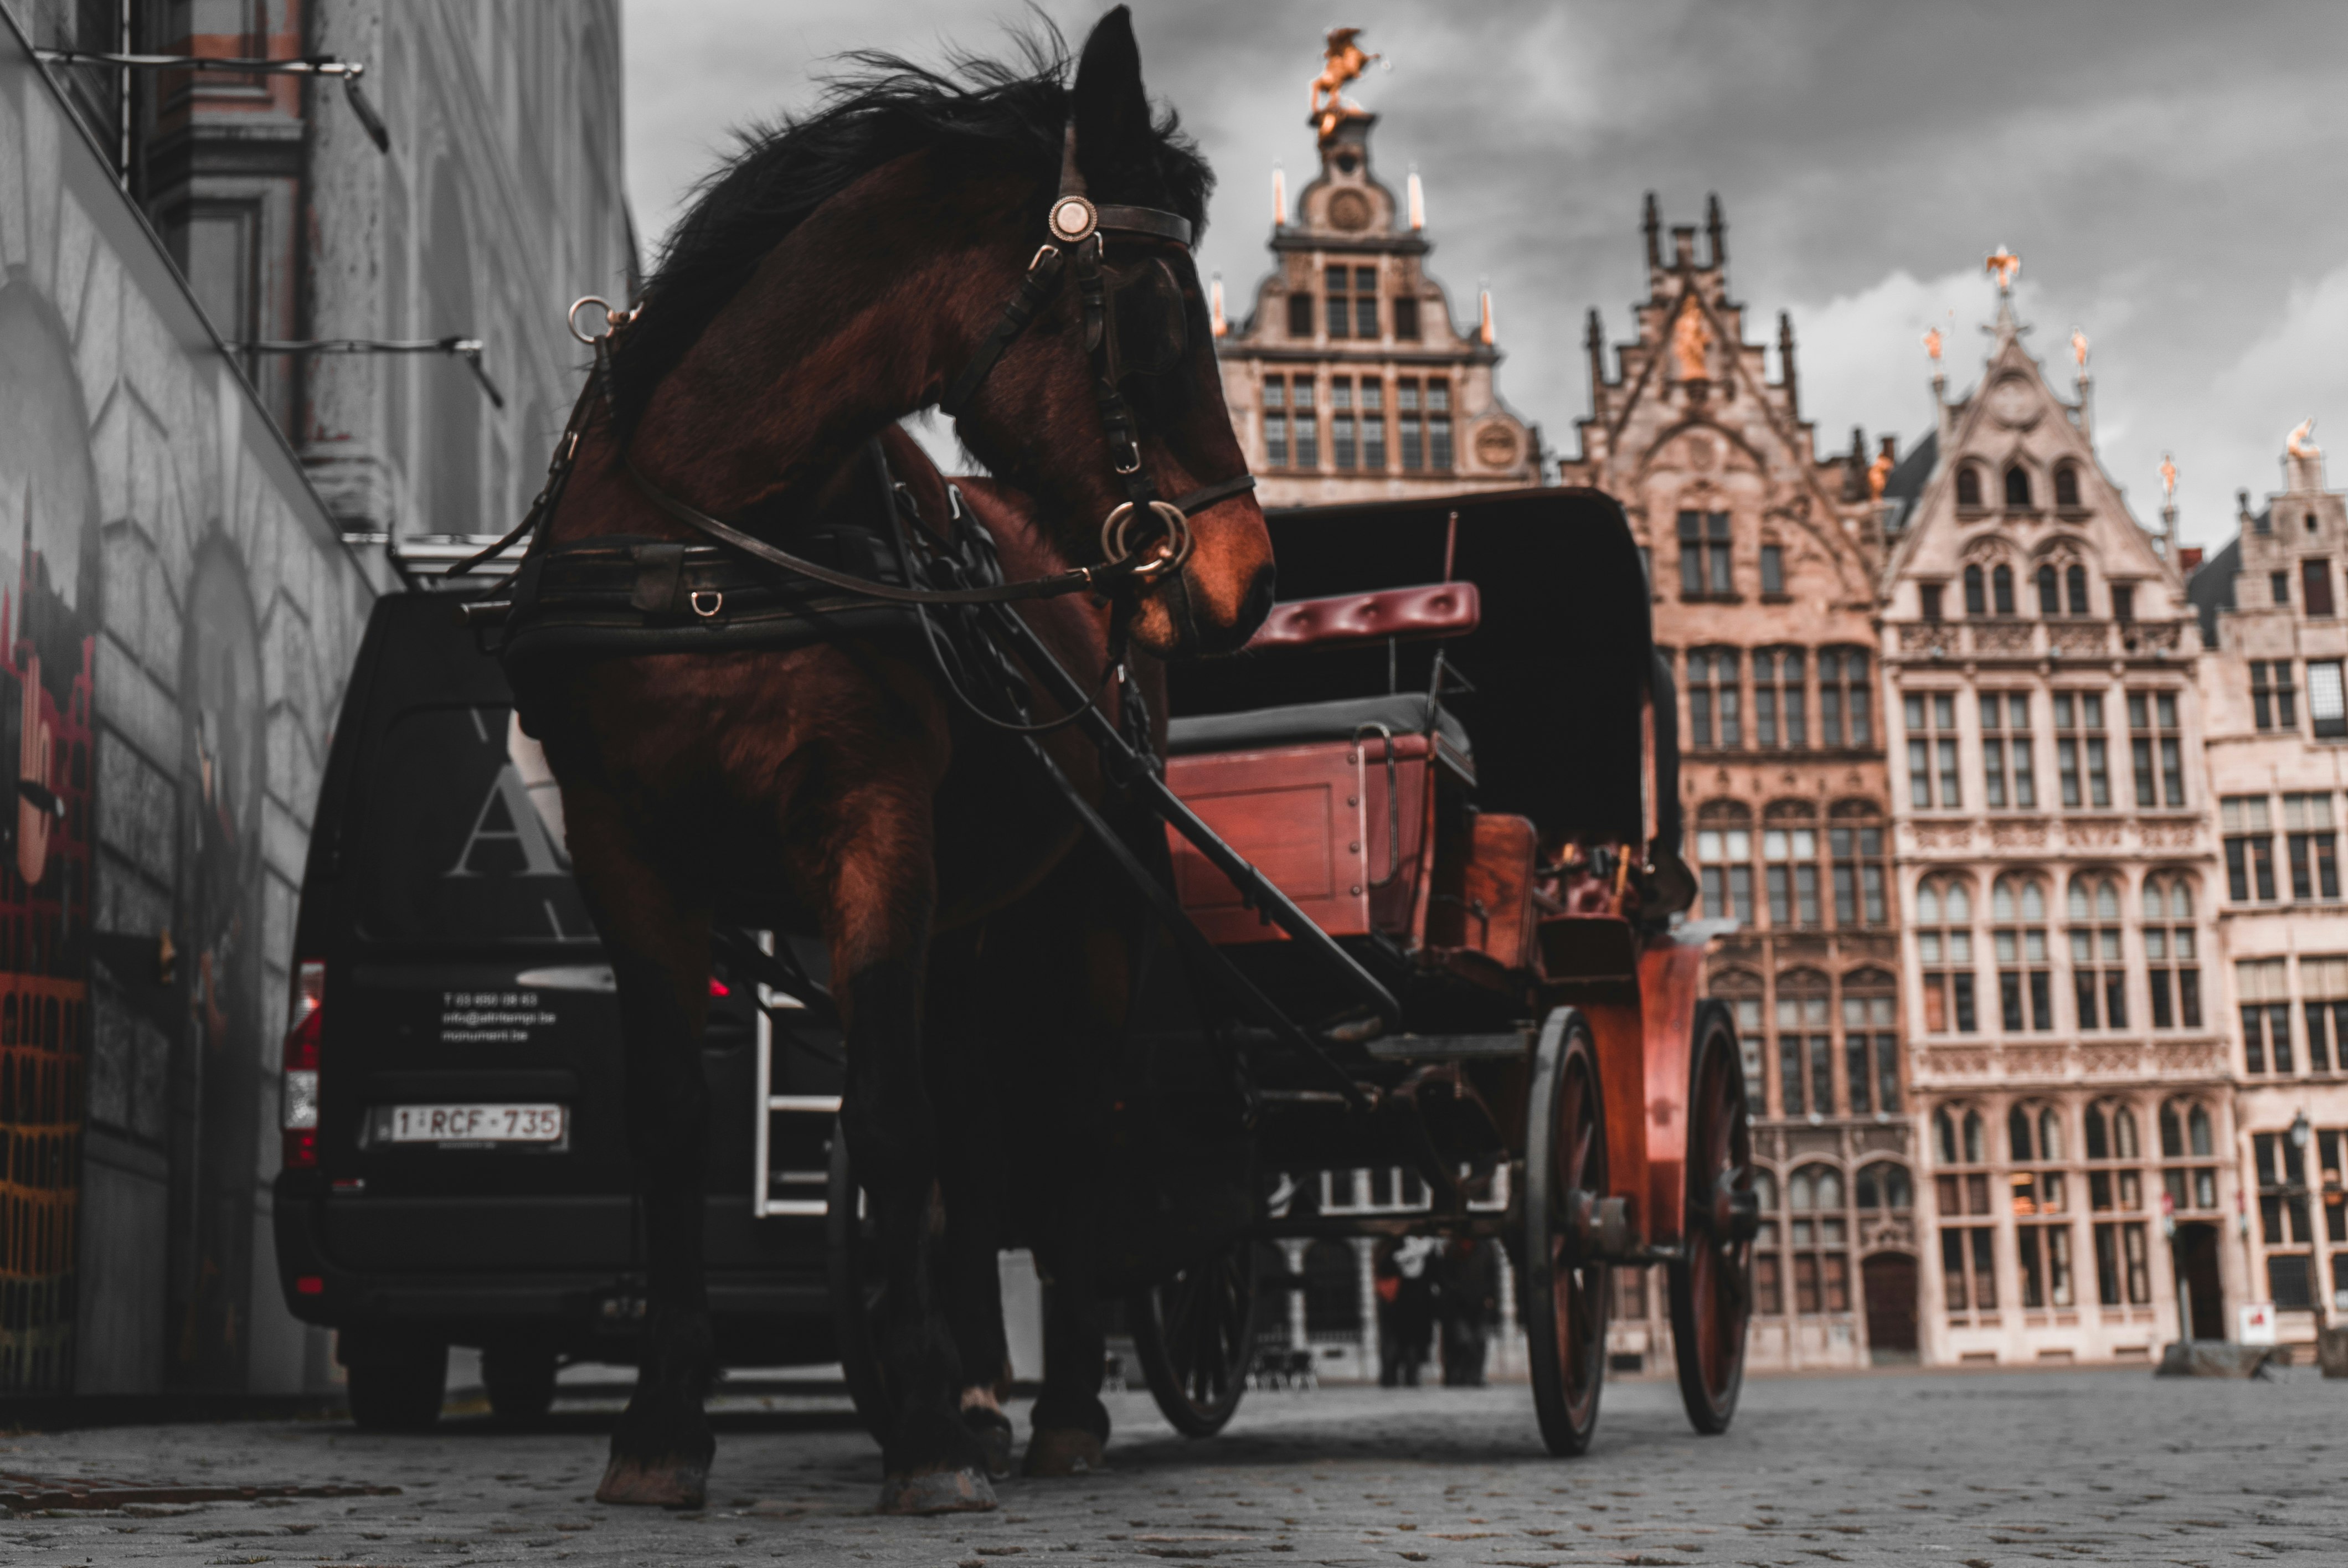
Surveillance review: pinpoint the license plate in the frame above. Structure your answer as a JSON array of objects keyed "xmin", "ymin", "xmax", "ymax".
[{"xmin": 370, "ymin": 1103, "xmax": 568, "ymax": 1147}]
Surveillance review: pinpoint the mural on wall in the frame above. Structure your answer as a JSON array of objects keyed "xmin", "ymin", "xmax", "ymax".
[
  {"xmin": 0, "ymin": 283, "xmax": 99, "ymax": 1394},
  {"xmin": 167, "ymin": 546, "xmax": 264, "ymax": 1390}
]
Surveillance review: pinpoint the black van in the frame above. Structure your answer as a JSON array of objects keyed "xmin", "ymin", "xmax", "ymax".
[{"xmin": 272, "ymin": 589, "xmax": 845, "ymax": 1428}]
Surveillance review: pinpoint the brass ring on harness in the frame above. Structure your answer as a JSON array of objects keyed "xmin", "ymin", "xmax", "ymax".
[
  {"xmin": 567, "ymin": 295, "xmax": 638, "ymax": 347},
  {"xmin": 690, "ymin": 589, "xmax": 724, "ymax": 619},
  {"xmin": 1101, "ymin": 500, "xmax": 1192, "ymax": 584}
]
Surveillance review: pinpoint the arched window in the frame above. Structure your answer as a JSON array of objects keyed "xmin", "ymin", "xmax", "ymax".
[
  {"xmin": 2068, "ymin": 875, "xmax": 2126, "ymax": 1030},
  {"xmin": 1818, "ymin": 647, "xmax": 1873, "ymax": 747},
  {"xmin": 1936, "ymin": 1107, "xmax": 1997, "ymax": 1313},
  {"xmin": 1842, "ymin": 966, "xmax": 1898, "ymax": 1115},
  {"xmin": 1752, "ymin": 1168, "xmax": 1784, "ymax": 1314},
  {"xmin": 1956, "ymin": 466, "xmax": 1983, "ymax": 509},
  {"xmin": 1857, "ymin": 1162, "xmax": 1913, "ymax": 1210},
  {"xmin": 2036, "ymin": 564, "xmax": 2060, "ymax": 616},
  {"xmin": 2054, "ymin": 464, "xmax": 2082, "ymax": 508},
  {"xmin": 1964, "ymin": 564, "xmax": 1987, "ymax": 616},
  {"xmin": 2005, "ymin": 465, "xmax": 2032, "ymax": 508},
  {"xmin": 2038, "ymin": 1108, "xmax": 2066, "ymax": 1162},
  {"xmin": 2082, "ymin": 1099, "xmax": 2154, "ymax": 1306},
  {"xmin": 1992, "ymin": 875, "xmax": 2051, "ymax": 1031},
  {"xmin": 1992, "ymin": 564, "xmax": 2016, "ymax": 616},
  {"xmin": 1695, "ymin": 802, "xmax": 1754, "ymax": 922},
  {"xmin": 1830, "ymin": 800, "xmax": 1888, "ymax": 926},
  {"xmin": 2114, "ymin": 1105, "xmax": 2140, "ymax": 1158},
  {"xmin": 1762, "ymin": 801, "xmax": 1819, "ymax": 925},
  {"xmin": 2066, "ymin": 563, "xmax": 2090, "ymax": 616},
  {"xmin": 2141, "ymin": 873, "xmax": 2202, "ymax": 1030},
  {"xmin": 2159, "ymin": 1098, "xmax": 2221, "ymax": 1214},
  {"xmin": 1777, "ymin": 969, "xmax": 1832, "ymax": 1117},
  {"xmin": 1719, "ymin": 968, "xmax": 1765, "ymax": 1101},
  {"xmin": 1686, "ymin": 647, "xmax": 1741, "ymax": 750},
  {"xmin": 1786, "ymin": 1164, "xmax": 1850, "ymax": 1316},
  {"xmin": 1917, "ymin": 878, "xmax": 1975, "ymax": 1033},
  {"xmin": 2009, "ymin": 1104, "xmax": 2034, "ymax": 1163}
]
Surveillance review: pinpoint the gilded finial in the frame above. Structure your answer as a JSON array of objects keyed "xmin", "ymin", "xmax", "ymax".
[
  {"xmin": 1922, "ymin": 326, "xmax": 1943, "ymax": 363},
  {"xmin": 2289, "ymin": 418, "xmax": 2321, "ymax": 461},
  {"xmin": 2160, "ymin": 452, "xmax": 2177, "ymax": 502},
  {"xmin": 1984, "ymin": 246, "xmax": 2021, "ymax": 292},
  {"xmin": 1310, "ymin": 27, "xmax": 1382, "ymax": 142},
  {"xmin": 2070, "ymin": 326, "xmax": 2089, "ymax": 371}
]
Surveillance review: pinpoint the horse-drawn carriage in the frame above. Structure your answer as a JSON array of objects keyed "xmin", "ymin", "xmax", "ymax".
[{"xmin": 832, "ymin": 486, "xmax": 1759, "ymax": 1458}]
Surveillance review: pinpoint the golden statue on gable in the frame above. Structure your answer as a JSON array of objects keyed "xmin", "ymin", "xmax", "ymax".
[
  {"xmin": 2289, "ymin": 417, "xmax": 2321, "ymax": 461},
  {"xmin": 1984, "ymin": 246, "xmax": 2021, "ymax": 292},
  {"xmin": 1311, "ymin": 27, "xmax": 1382, "ymax": 141},
  {"xmin": 1671, "ymin": 297, "xmax": 1713, "ymax": 381}
]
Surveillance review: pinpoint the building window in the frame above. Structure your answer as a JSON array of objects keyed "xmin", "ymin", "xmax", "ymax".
[
  {"xmin": 1979, "ymin": 691, "xmax": 2035, "ymax": 809},
  {"xmin": 2311, "ymin": 659, "xmax": 2347, "ymax": 738},
  {"xmin": 1920, "ymin": 582, "xmax": 1944, "ymax": 622},
  {"xmin": 1428, "ymin": 379, "xmax": 1453, "ymax": 469},
  {"xmin": 1905, "ymin": 692, "xmax": 1960, "ymax": 808},
  {"xmin": 1722, "ymin": 975, "xmax": 1765, "ymax": 1101},
  {"xmin": 1992, "ymin": 564, "xmax": 2016, "ymax": 615},
  {"xmin": 2067, "ymin": 876, "xmax": 2125, "ymax": 1030},
  {"xmin": 1787, "ymin": 1164, "xmax": 1850, "ymax": 1312},
  {"xmin": 1263, "ymin": 378, "xmax": 1288, "ymax": 467},
  {"xmin": 1819, "ymin": 647, "xmax": 1872, "ymax": 747},
  {"xmin": 1830, "ymin": 813, "xmax": 1887, "ymax": 927},
  {"xmin": 2009, "ymin": 1103, "xmax": 2075, "ymax": 1309},
  {"xmin": 1995, "ymin": 875, "xmax": 2053, "ymax": 1033},
  {"xmin": 2054, "ymin": 464, "xmax": 2082, "ymax": 508},
  {"xmin": 1955, "ymin": 466, "xmax": 1983, "ymax": 509},
  {"xmin": 1763, "ymin": 819, "xmax": 1820, "ymax": 928},
  {"xmin": 2159, "ymin": 1100, "xmax": 2221, "ymax": 1213},
  {"xmin": 2036, "ymin": 564, "xmax": 2061, "ymax": 616},
  {"xmin": 1856, "ymin": 1161, "xmax": 1912, "ymax": 1213},
  {"xmin": 1755, "ymin": 647, "xmax": 1806, "ymax": 749},
  {"xmin": 1935, "ymin": 1106, "xmax": 1997, "ymax": 1313},
  {"xmin": 2125, "ymin": 692, "xmax": 2184, "ymax": 808},
  {"xmin": 2285, "ymin": 792, "xmax": 2340, "ymax": 901},
  {"xmin": 1777, "ymin": 977, "xmax": 1832, "ymax": 1118},
  {"xmin": 2222, "ymin": 794, "xmax": 2278, "ymax": 901},
  {"xmin": 2304, "ymin": 558, "xmax": 2336, "ymax": 618},
  {"xmin": 1285, "ymin": 290, "xmax": 1314, "ymax": 337},
  {"xmin": 1760, "ymin": 543, "xmax": 1785, "ymax": 596},
  {"xmin": 1398, "ymin": 380, "xmax": 1423, "ymax": 470},
  {"xmin": 1359, "ymin": 379, "xmax": 1386, "ymax": 470},
  {"xmin": 2142, "ymin": 875, "xmax": 2202, "ymax": 1030},
  {"xmin": 1324, "ymin": 263, "xmax": 1379, "ymax": 339},
  {"xmin": 2273, "ymin": 570, "xmax": 2292, "ymax": 607},
  {"xmin": 2252, "ymin": 661, "xmax": 2298, "ymax": 730},
  {"xmin": 1678, "ymin": 510, "xmax": 1733, "ymax": 598},
  {"xmin": 1916, "ymin": 879, "xmax": 1977, "ymax": 1034},
  {"xmin": 1963, "ymin": 564, "xmax": 1986, "ymax": 617},
  {"xmin": 1331, "ymin": 379, "xmax": 1357, "ymax": 470},
  {"xmin": 2067, "ymin": 564, "xmax": 2090, "ymax": 616},
  {"xmin": 2005, "ymin": 465, "xmax": 2032, "ymax": 509},
  {"xmin": 2053, "ymin": 692, "xmax": 2109, "ymax": 807},
  {"xmin": 2253, "ymin": 1133, "xmax": 2315, "ymax": 1308},
  {"xmin": 1392, "ymin": 294, "xmax": 1420, "ymax": 341},
  {"xmin": 2238, "ymin": 958, "xmax": 2293, "ymax": 1073},
  {"xmin": 2084, "ymin": 1101, "xmax": 2152, "ymax": 1307},
  {"xmin": 1695, "ymin": 811, "xmax": 1753, "ymax": 924},
  {"xmin": 1686, "ymin": 647, "xmax": 1741, "ymax": 750},
  {"xmin": 1751, "ymin": 1169, "xmax": 1783, "ymax": 1314},
  {"xmin": 1843, "ymin": 976, "xmax": 1899, "ymax": 1115},
  {"xmin": 2112, "ymin": 584, "xmax": 2135, "ymax": 623},
  {"xmin": 2301, "ymin": 956, "xmax": 2348, "ymax": 1072}
]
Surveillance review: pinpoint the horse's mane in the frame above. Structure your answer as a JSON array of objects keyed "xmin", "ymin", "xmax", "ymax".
[{"xmin": 609, "ymin": 22, "xmax": 1213, "ymax": 441}]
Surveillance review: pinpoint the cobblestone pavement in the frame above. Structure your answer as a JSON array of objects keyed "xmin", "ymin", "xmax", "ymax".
[{"xmin": 3, "ymin": 1365, "xmax": 2342, "ymax": 1566}]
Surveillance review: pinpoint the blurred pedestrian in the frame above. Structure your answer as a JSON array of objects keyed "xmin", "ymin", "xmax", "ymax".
[
  {"xmin": 1377, "ymin": 1236, "xmax": 1438, "ymax": 1386},
  {"xmin": 1436, "ymin": 1237, "xmax": 1500, "ymax": 1386}
]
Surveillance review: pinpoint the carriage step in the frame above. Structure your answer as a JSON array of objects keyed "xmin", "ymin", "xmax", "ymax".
[{"xmin": 1362, "ymin": 1029, "xmax": 1533, "ymax": 1061}]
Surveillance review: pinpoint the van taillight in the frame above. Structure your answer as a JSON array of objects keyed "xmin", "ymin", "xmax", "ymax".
[{"xmin": 281, "ymin": 960, "xmax": 325, "ymax": 1169}]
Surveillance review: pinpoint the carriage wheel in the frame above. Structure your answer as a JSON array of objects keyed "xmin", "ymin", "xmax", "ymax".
[
  {"xmin": 1522, "ymin": 1007, "xmax": 1611, "ymax": 1457},
  {"xmin": 1128, "ymin": 1236, "xmax": 1263, "ymax": 1438},
  {"xmin": 826, "ymin": 1121, "xmax": 891, "ymax": 1445},
  {"xmin": 1667, "ymin": 1001, "xmax": 1757, "ymax": 1435}
]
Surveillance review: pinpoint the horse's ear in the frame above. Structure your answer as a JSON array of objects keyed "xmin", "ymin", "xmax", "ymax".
[{"xmin": 1072, "ymin": 6, "xmax": 1150, "ymax": 176}]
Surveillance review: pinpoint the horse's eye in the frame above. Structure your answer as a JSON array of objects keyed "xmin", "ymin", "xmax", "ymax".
[{"xmin": 1108, "ymin": 259, "xmax": 1188, "ymax": 378}]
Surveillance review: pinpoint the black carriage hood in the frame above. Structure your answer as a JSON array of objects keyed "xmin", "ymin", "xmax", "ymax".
[{"xmin": 1166, "ymin": 487, "xmax": 1675, "ymax": 863}]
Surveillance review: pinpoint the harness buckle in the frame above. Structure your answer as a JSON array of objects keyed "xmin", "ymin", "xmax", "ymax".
[
  {"xmin": 1114, "ymin": 437, "xmax": 1144, "ymax": 475},
  {"xmin": 689, "ymin": 589, "xmax": 724, "ymax": 619}
]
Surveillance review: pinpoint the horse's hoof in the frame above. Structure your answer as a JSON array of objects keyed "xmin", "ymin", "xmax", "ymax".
[
  {"xmin": 878, "ymin": 1466, "xmax": 998, "ymax": 1515},
  {"xmin": 964, "ymin": 1407, "xmax": 1016, "ymax": 1479},
  {"xmin": 595, "ymin": 1456, "xmax": 709, "ymax": 1509},
  {"xmin": 1021, "ymin": 1426, "xmax": 1106, "ymax": 1477}
]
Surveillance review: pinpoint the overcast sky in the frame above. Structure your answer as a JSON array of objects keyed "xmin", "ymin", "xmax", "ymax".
[{"xmin": 620, "ymin": 0, "xmax": 2348, "ymax": 550}]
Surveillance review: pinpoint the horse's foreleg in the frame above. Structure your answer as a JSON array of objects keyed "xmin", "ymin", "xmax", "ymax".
[
  {"xmin": 562, "ymin": 783, "xmax": 716, "ymax": 1509},
  {"xmin": 928, "ymin": 927, "xmax": 1015, "ymax": 1480},
  {"xmin": 826, "ymin": 797, "xmax": 995, "ymax": 1515}
]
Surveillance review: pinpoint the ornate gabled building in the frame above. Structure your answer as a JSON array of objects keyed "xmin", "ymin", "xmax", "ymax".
[
  {"xmin": 1560, "ymin": 196, "xmax": 1910, "ymax": 1373},
  {"xmin": 1882, "ymin": 262, "xmax": 2231, "ymax": 1368},
  {"xmin": 2187, "ymin": 428, "xmax": 2348, "ymax": 1349},
  {"xmin": 1214, "ymin": 87, "xmax": 1539, "ymax": 506}
]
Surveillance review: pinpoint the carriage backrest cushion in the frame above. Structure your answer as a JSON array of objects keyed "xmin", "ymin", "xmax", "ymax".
[
  {"xmin": 1165, "ymin": 690, "xmax": 1471, "ymax": 762},
  {"xmin": 1242, "ymin": 582, "xmax": 1480, "ymax": 656}
]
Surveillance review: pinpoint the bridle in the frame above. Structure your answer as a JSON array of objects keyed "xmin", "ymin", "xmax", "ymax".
[{"xmin": 527, "ymin": 115, "xmax": 1255, "ymax": 612}]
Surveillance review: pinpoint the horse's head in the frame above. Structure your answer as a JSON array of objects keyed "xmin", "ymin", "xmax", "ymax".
[{"xmin": 940, "ymin": 9, "xmax": 1274, "ymax": 661}]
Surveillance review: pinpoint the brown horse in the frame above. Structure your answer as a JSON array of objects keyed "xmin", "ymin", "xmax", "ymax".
[{"xmin": 513, "ymin": 11, "xmax": 1268, "ymax": 1515}]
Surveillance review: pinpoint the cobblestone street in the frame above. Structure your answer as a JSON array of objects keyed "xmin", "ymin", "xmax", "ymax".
[{"xmin": 3, "ymin": 1366, "xmax": 2341, "ymax": 1566}]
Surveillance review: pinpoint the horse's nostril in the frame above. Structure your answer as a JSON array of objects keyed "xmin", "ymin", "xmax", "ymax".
[{"xmin": 1239, "ymin": 563, "xmax": 1276, "ymax": 637}]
